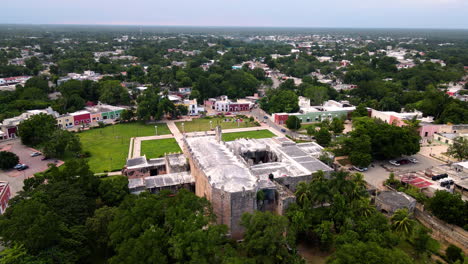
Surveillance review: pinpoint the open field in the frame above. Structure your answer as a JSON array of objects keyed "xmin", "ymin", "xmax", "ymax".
[
  {"xmin": 175, "ymin": 117, "xmax": 258, "ymax": 132},
  {"xmin": 78, "ymin": 123, "xmax": 170, "ymax": 172},
  {"xmin": 141, "ymin": 138, "xmax": 181, "ymax": 159},
  {"xmin": 222, "ymin": 130, "xmax": 276, "ymax": 141}
]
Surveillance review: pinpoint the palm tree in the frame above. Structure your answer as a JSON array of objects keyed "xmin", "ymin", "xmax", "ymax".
[
  {"xmin": 350, "ymin": 173, "xmax": 368, "ymax": 200},
  {"xmin": 351, "ymin": 198, "xmax": 374, "ymax": 217},
  {"xmin": 330, "ymin": 171, "xmax": 352, "ymax": 196},
  {"xmin": 311, "ymin": 170, "xmax": 326, "ymax": 183},
  {"xmin": 310, "ymin": 180, "xmax": 331, "ymax": 206},
  {"xmin": 295, "ymin": 182, "xmax": 311, "ymax": 207},
  {"xmin": 391, "ymin": 208, "xmax": 416, "ymax": 237}
]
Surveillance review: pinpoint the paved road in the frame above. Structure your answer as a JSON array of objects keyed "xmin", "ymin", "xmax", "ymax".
[{"xmin": 250, "ymin": 108, "xmax": 302, "ymax": 139}]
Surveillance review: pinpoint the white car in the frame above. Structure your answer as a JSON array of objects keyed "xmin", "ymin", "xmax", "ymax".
[
  {"xmin": 409, "ymin": 158, "xmax": 418, "ymax": 163},
  {"xmin": 389, "ymin": 160, "xmax": 400, "ymax": 166},
  {"xmin": 353, "ymin": 166, "xmax": 368, "ymax": 172}
]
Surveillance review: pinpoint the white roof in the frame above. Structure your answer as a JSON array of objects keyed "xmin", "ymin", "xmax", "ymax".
[
  {"xmin": 455, "ymin": 161, "xmax": 468, "ymax": 169},
  {"xmin": 70, "ymin": 110, "xmax": 90, "ymax": 116}
]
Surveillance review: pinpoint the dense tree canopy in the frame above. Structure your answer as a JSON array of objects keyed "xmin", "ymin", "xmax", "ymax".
[{"xmin": 0, "ymin": 151, "xmax": 19, "ymax": 169}]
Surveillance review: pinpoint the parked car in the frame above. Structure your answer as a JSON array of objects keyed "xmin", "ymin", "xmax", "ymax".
[
  {"xmin": 14, "ymin": 163, "xmax": 23, "ymax": 169},
  {"xmin": 409, "ymin": 158, "xmax": 418, "ymax": 163},
  {"xmin": 397, "ymin": 159, "xmax": 411, "ymax": 165},
  {"xmin": 353, "ymin": 166, "xmax": 368, "ymax": 172},
  {"xmin": 41, "ymin": 156, "xmax": 49, "ymax": 161},
  {"xmin": 263, "ymin": 116, "xmax": 268, "ymax": 119},
  {"xmin": 280, "ymin": 128, "xmax": 286, "ymax": 133},
  {"xmin": 389, "ymin": 160, "xmax": 400, "ymax": 166},
  {"xmin": 30, "ymin": 152, "xmax": 41, "ymax": 157},
  {"xmin": 17, "ymin": 164, "xmax": 29, "ymax": 171}
]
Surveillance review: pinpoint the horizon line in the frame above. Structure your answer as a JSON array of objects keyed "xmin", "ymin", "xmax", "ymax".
[{"xmin": 1, "ymin": 23, "xmax": 467, "ymax": 31}]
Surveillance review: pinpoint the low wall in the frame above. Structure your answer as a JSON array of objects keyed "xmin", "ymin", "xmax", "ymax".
[{"xmin": 415, "ymin": 208, "xmax": 468, "ymax": 253}]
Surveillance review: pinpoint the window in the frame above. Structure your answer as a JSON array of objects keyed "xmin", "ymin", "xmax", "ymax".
[
  {"xmin": 424, "ymin": 132, "xmax": 428, "ymax": 137},
  {"xmin": 92, "ymin": 118, "xmax": 96, "ymax": 121},
  {"xmin": 75, "ymin": 121, "xmax": 79, "ymax": 125}
]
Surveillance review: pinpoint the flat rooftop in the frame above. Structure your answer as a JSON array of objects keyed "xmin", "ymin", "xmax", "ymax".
[
  {"xmin": 128, "ymin": 171, "xmax": 194, "ymax": 190},
  {"xmin": 186, "ymin": 136, "xmax": 257, "ymax": 192}
]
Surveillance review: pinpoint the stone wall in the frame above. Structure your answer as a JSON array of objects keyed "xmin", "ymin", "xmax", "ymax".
[
  {"xmin": 415, "ymin": 208, "xmax": 468, "ymax": 253},
  {"xmin": 229, "ymin": 189, "xmax": 256, "ymax": 239}
]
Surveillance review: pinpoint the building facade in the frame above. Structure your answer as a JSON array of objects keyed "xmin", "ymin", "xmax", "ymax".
[{"xmin": 0, "ymin": 182, "xmax": 11, "ymax": 215}]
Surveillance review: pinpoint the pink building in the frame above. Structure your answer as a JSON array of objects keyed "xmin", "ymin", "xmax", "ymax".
[
  {"xmin": 0, "ymin": 182, "xmax": 11, "ymax": 214},
  {"xmin": 273, "ymin": 113, "xmax": 290, "ymax": 125},
  {"xmin": 71, "ymin": 111, "xmax": 91, "ymax": 126}
]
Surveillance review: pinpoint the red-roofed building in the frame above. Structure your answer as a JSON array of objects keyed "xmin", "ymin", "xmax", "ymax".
[{"xmin": 0, "ymin": 182, "xmax": 11, "ymax": 214}]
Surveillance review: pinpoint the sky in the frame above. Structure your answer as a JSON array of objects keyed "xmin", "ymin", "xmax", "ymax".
[{"xmin": 2, "ymin": 0, "xmax": 468, "ymax": 29}]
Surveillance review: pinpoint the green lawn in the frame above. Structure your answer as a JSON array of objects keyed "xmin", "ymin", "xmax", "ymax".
[
  {"xmin": 78, "ymin": 122, "xmax": 170, "ymax": 173},
  {"xmin": 176, "ymin": 117, "xmax": 258, "ymax": 132},
  {"xmin": 222, "ymin": 130, "xmax": 276, "ymax": 141},
  {"xmin": 141, "ymin": 138, "xmax": 181, "ymax": 159}
]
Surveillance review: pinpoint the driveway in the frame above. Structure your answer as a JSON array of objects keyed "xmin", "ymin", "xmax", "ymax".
[
  {"xmin": 362, "ymin": 153, "xmax": 444, "ymax": 190},
  {"xmin": 0, "ymin": 139, "xmax": 63, "ymax": 196}
]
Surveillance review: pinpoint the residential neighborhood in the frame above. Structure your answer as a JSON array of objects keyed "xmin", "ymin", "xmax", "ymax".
[{"xmin": 0, "ymin": 22, "xmax": 467, "ymax": 264}]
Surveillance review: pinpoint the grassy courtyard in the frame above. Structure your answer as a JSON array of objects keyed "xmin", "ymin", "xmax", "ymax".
[
  {"xmin": 175, "ymin": 116, "xmax": 258, "ymax": 132},
  {"xmin": 141, "ymin": 138, "xmax": 181, "ymax": 159},
  {"xmin": 222, "ymin": 130, "xmax": 276, "ymax": 141},
  {"xmin": 78, "ymin": 122, "xmax": 170, "ymax": 172}
]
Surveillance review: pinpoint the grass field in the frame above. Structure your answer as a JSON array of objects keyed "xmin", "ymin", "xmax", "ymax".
[
  {"xmin": 222, "ymin": 130, "xmax": 276, "ymax": 141},
  {"xmin": 141, "ymin": 138, "xmax": 181, "ymax": 159},
  {"xmin": 175, "ymin": 117, "xmax": 258, "ymax": 132},
  {"xmin": 78, "ymin": 122, "xmax": 170, "ymax": 172}
]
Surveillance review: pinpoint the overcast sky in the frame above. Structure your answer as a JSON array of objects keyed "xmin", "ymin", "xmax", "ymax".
[{"xmin": 2, "ymin": 0, "xmax": 468, "ymax": 29}]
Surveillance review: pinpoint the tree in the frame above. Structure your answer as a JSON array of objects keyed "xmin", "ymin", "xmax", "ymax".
[
  {"xmin": 85, "ymin": 206, "xmax": 118, "ymax": 260},
  {"xmin": 412, "ymin": 227, "xmax": 431, "ymax": 255},
  {"xmin": 241, "ymin": 211, "xmax": 304, "ymax": 264},
  {"xmin": 99, "ymin": 80, "xmax": 130, "ymax": 105},
  {"xmin": 43, "ymin": 130, "xmax": 81, "ymax": 158},
  {"xmin": 286, "ymin": 115, "xmax": 301, "ymax": 130},
  {"xmin": 0, "ymin": 151, "xmax": 19, "ymax": 169},
  {"xmin": 261, "ymin": 89, "xmax": 299, "ymax": 114},
  {"xmin": 330, "ymin": 117, "xmax": 345, "ymax": 134},
  {"xmin": 98, "ymin": 177, "xmax": 129, "ymax": 206},
  {"xmin": 352, "ymin": 103, "xmax": 368, "ymax": 119},
  {"xmin": 17, "ymin": 113, "xmax": 57, "ymax": 146},
  {"xmin": 120, "ymin": 109, "xmax": 134, "ymax": 122},
  {"xmin": 304, "ymin": 85, "xmax": 328, "ymax": 105},
  {"xmin": 328, "ymin": 241, "xmax": 413, "ymax": 264},
  {"xmin": 306, "ymin": 125, "xmax": 316, "ymax": 137},
  {"xmin": 445, "ymin": 245, "xmax": 463, "ymax": 263},
  {"xmin": 428, "ymin": 191, "xmax": 468, "ymax": 228},
  {"xmin": 0, "ymin": 243, "xmax": 44, "ymax": 264},
  {"xmin": 390, "ymin": 208, "xmax": 416, "ymax": 237},
  {"xmin": 349, "ymin": 151, "xmax": 372, "ymax": 167},
  {"xmin": 447, "ymin": 136, "xmax": 468, "ymax": 161},
  {"xmin": 108, "ymin": 190, "xmax": 232, "ymax": 264},
  {"xmin": 315, "ymin": 128, "xmax": 331, "ymax": 147}
]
